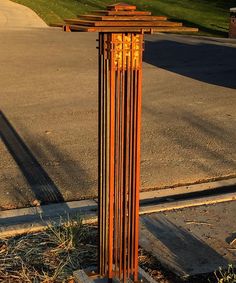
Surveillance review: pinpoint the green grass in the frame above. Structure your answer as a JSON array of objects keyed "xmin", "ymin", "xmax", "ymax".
[{"xmin": 11, "ymin": 0, "xmax": 235, "ymax": 37}]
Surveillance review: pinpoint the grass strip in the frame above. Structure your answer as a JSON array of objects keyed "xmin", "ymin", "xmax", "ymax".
[{"xmin": 11, "ymin": 0, "xmax": 234, "ymax": 37}]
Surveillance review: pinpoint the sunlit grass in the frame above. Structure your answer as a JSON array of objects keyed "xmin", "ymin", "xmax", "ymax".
[
  {"xmin": 11, "ymin": 0, "xmax": 234, "ymax": 36},
  {"xmin": 0, "ymin": 215, "xmax": 97, "ymax": 282}
]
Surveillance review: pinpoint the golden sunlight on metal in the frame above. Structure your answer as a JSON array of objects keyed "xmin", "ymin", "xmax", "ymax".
[{"xmin": 63, "ymin": 3, "xmax": 198, "ymax": 282}]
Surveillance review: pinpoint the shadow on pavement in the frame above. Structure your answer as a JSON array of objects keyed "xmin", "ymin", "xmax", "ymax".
[
  {"xmin": 144, "ymin": 39, "xmax": 236, "ymax": 89},
  {"xmin": 0, "ymin": 111, "xmax": 96, "ymax": 229},
  {"xmin": 27, "ymin": 135, "xmax": 95, "ymax": 199},
  {"xmin": 0, "ymin": 110, "xmax": 95, "ymax": 207},
  {"xmin": 0, "ymin": 111, "xmax": 64, "ymax": 204},
  {"xmin": 140, "ymin": 215, "xmax": 228, "ymax": 276},
  {"xmin": 142, "ymin": 105, "xmax": 236, "ymax": 176}
]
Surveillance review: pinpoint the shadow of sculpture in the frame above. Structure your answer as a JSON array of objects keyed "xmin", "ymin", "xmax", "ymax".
[{"xmin": 140, "ymin": 215, "xmax": 228, "ymax": 277}]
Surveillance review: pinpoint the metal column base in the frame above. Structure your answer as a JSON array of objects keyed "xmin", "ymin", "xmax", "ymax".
[{"xmin": 73, "ymin": 268, "xmax": 157, "ymax": 283}]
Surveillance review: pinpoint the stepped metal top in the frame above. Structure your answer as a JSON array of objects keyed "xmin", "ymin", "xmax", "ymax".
[{"xmin": 63, "ymin": 2, "xmax": 198, "ymax": 33}]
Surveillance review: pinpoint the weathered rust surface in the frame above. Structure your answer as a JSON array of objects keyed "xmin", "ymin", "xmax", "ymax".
[
  {"xmin": 107, "ymin": 3, "xmax": 136, "ymax": 11},
  {"xmin": 78, "ymin": 15, "xmax": 168, "ymax": 21},
  {"xmin": 63, "ymin": 3, "xmax": 198, "ymax": 34},
  {"xmin": 62, "ymin": 3, "xmax": 198, "ymax": 283},
  {"xmin": 98, "ymin": 32, "xmax": 143, "ymax": 282},
  {"xmin": 64, "ymin": 19, "xmax": 182, "ymax": 27},
  {"xmin": 63, "ymin": 25, "xmax": 198, "ymax": 33},
  {"xmin": 91, "ymin": 10, "xmax": 152, "ymax": 16}
]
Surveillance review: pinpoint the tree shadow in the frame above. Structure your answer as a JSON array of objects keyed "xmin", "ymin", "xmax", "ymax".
[
  {"xmin": 143, "ymin": 38, "xmax": 236, "ymax": 89},
  {"xmin": 140, "ymin": 214, "xmax": 229, "ymax": 277}
]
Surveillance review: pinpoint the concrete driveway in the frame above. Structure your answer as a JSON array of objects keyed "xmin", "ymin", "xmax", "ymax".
[
  {"xmin": 0, "ymin": 27, "xmax": 236, "ymax": 209},
  {"xmin": 0, "ymin": 0, "xmax": 47, "ymax": 29}
]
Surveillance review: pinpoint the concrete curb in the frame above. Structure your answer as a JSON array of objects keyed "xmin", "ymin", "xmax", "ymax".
[
  {"xmin": 0, "ymin": 178, "xmax": 235, "ymax": 238},
  {"xmin": 140, "ymin": 191, "xmax": 236, "ymax": 215},
  {"xmin": 140, "ymin": 177, "xmax": 236, "ymax": 200}
]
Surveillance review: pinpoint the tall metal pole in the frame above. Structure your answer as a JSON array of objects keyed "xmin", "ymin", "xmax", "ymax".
[{"xmin": 98, "ymin": 32, "xmax": 143, "ymax": 282}]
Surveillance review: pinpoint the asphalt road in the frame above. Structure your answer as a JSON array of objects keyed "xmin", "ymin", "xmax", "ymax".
[{"xmin": 0, "ymin": 28, "xmax": 236, "ymax": 209}]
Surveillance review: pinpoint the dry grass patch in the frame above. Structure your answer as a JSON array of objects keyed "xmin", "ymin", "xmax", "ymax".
[
  {"xmin": 0, "ymin": 215, "xmax": 234, "ymax": 282},
  {"xmin": 0, "ymin": 216, "xmax": 97, "ymax": 282}
]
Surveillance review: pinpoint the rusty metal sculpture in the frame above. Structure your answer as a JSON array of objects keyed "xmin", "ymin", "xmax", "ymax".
[
  {"xmin": 64, "ymin": 3, "xmax": 197, "ymax": 282},
  {"xmin": 98, "ymin": 31, "xmax": 143, "ymax": 282}
]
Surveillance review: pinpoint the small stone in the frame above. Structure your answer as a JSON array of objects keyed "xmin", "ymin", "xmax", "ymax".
[{"xmin": 32, "ymin": 199, "xmax": 41, "ymax": 207}]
